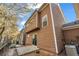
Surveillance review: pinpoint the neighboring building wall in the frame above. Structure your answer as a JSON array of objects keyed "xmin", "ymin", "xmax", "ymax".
[
  {"xmin": 74, "ymin": 4, "xmax": 79, "ymax": 19},
  {"xmin": 63, "ymin": 28, "xmax": 79, "ymax": 44},
  {"xmin": 17, "ymin": 29, "xmax": 26, "ymax": 45}
]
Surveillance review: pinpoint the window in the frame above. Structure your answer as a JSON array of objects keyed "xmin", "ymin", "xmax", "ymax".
[
  {"xmin": 32, "ymin": 34, "xmax": 37, "ymax": 46},
  {"xmin": 42, "ymin": 14, "xmax": 48, "ymax": 28}
]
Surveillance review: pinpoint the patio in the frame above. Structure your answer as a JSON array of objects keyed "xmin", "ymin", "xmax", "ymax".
[{"xmin": 0, "ymin": 45, "xmax": 39, "ymax": 56}]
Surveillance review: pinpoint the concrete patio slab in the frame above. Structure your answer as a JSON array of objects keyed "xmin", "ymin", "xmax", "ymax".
[{"xmin": 16, "ymin": 45, "xmax": 39, "ymax": 55}]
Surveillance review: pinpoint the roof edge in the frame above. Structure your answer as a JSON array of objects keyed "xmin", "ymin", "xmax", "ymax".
[{"xmin": 24, "ymin": 3, "xmax": 49, "ymax": 26}]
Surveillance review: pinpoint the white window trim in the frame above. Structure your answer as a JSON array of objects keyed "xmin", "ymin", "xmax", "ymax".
[
  {"xmin": 32, "ymin": 33, "xmax": 37, "ymax": 39},
  {"xmin": 32, "ymin": 34, "xmax": 35, "ymax": 39},
  {"xmin": 42, "ymin": 14, "xmax": 48, "ymax": 28}
]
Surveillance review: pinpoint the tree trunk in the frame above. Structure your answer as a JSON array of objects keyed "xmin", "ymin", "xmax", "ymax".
[{"xmin": 0, "ymin": 27, "xmax": 5, "ymax": 36}]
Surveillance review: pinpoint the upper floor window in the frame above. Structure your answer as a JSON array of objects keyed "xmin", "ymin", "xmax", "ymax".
[{"xmin": 42, "ymin": 14, "xmax": 48, "ymax": 28}]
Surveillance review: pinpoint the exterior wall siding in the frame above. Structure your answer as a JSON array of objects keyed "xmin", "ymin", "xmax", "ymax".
[
  {"xmin": 26, "ymin": 12, "xmax": 39, "ymax": 33},
  {"xmin": 25, "ymin": 3, "xmax": 65, "ymax": 55},
  {"xmin": 25, "ymin": 4, "xmax": 56, "ymax": 53},
  {"xmin": 37, "ymin": 4, "xmax": 56, "ymax": 53},
  {"xmin": 51, "ymin": 4, "xmax": 65, "ymax": 53},
  {"xmin": 25, "ymin": 30, "xmax": 39, "ymax": 45}
]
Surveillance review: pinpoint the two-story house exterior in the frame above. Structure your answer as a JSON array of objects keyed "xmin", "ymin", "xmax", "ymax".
[{"xmin": 24, "ymin": 3, "xmax": 65, "ymax": 56}]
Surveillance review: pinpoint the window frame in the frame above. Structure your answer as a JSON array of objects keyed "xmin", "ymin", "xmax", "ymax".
[
  {"xmin": 42, "ymin": 14, "xmax": 48, "ymax": 28},
  {"xmin": 32, "ymin": 34, "xmax": 37, "ymax": 46}
]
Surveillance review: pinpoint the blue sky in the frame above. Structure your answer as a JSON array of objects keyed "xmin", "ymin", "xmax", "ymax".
[
  {"xmin": 60, "ymin": 3, "xmax": 76, "ymax": 22},
  {"xmin": 17, "ymin": 11, "xmax": 33, "ymax": 31},
  {"xmin": 18, "ymin": 3, "xmax": 76, "ymax": 31}
]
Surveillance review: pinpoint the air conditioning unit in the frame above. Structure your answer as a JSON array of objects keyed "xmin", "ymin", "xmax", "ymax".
[{"xmin": 65, "ymin": 45, "xmax": 78, "ymax": 56}]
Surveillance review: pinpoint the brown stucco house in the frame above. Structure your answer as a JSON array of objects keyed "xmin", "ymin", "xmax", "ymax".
[{"xmin": 24, "ymin": 3, "xmax": 66, "ymax": 56}]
